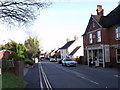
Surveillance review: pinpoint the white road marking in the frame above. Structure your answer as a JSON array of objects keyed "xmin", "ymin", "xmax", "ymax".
[
  {"xmin": 114, "ymin": 75, "xmax": 120, "ymax": 77},
  {"xmin": 55, "ymin": 65, "xmax": 99, "ymax": 85},
  {"xmin": 38, "ymin": 63, "xmax": 44, "ymax": 89},
  {"xmin": 39, "ymin": 62, "xmax": 53, "ymax": 90},
  {"xmin": 77, "ymin": 75, "xmax": 99, "ymax": 85}
]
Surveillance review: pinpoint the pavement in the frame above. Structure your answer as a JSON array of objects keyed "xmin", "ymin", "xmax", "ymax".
[{"xmin": 24, "ymin": 64, "xmax": 40, "ymax": 88}]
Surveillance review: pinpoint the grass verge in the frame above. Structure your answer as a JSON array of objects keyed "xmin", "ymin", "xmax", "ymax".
[{"xmin": 2, "ymin": 73, "xmax": 27, "ymax": 88}]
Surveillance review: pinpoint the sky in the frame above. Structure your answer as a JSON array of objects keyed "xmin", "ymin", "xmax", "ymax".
[{"xmin": 0, "ymin": 0, "xmax": 120, "ymax": 53}]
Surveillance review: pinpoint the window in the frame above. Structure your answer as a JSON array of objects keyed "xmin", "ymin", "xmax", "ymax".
[
  {"xmin": 97, "ymin": 30, "xmax": 101, "ymax": 42},
  {"xmin": 89, "ymin": 33, "xmax": 93, "ymax": 44},
  {"xmin": 89, "ymin": 50, "xmax": 92, "ymax": 59},
  {"xmin": 116, "ymin": 27, "xmax": 120, "ymax": 40},
  {"xmin": 116, "ymin": 49, "xmax": 120, "ymax": 63}
]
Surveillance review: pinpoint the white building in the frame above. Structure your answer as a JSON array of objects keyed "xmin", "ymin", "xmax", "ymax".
[{"xmin": 60, "ymin": 36, "xmax": 82, "ymax": 59}]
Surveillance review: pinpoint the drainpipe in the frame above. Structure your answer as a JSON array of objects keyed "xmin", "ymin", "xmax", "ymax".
[
  {"xmin": 87, "ymin": 49, "xmax": 89, "ymax": 66},
  {"xmin": 102, "ymin": 45, "xmax": 105, "ymax": 67}
]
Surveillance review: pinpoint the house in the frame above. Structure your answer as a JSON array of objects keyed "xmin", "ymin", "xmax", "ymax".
[
  {"xmin": 0, "ymin": 50, "xmax": 12, "ymax": 59},
  {"xmin": 49, "ymin": 49, "xmax": 56, "ymax": 58},
  {"xmin": 82, "ymin": 5, "xmax": 120, "ymax": 67},
  {"xmin": 59, "ymin": 36, "xmax": 81, "ymax": 59}
]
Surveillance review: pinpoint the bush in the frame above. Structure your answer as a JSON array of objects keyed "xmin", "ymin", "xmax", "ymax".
[{"xmin": 24, "ymin": 59, "xmax": 34, "ymax": 65}]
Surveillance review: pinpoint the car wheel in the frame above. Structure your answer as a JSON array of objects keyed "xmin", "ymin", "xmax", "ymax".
[
  {"xmin": 65, "ymin": 63, "xmax": 68, "ymax": 67},
  {"xmin": 74, "ymin": 64, "xmax": 77, "ymax": 67}
]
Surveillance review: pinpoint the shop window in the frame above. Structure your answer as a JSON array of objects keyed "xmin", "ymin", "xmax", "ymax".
[
  {"xmin": 116, "ymin": 49, "xmax": 120, "ymax": 63},
  {"xmin": 89, "ymin": 50, "xmax": 92, "ymax": 59},
  {"xmin": 98, "ymin": 49, "xmax": 103, "ymax": 62},
  {"xmin": 116, "ymin": 27, "xmax": 120, "ymax": 40}
]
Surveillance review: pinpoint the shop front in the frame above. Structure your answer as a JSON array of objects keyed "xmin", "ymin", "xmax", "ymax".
[{"xmin": 87, "ymin": 44, "xmax": 110, "ymax": 67}]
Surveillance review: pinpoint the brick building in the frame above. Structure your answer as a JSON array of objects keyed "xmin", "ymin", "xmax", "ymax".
[
  {"xmin": 82, "ymin": 5, "xmax": 120, "ymax": 68},
  {"xmin": 0, "ymin": 50, "xmax": 12, "ymax": 59}
]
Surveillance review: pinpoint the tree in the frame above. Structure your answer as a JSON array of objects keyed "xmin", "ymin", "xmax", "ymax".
[
  {"xmin": 24, "ymin": 36, "xmax": 40, "ymax": 59},
  {"xmin": 0, "ymin": 0, "xmax": 51, "ymax": 25},
  {"xmin": 4, "ymin": 40, "xmax": 18, "ymax": 51},
  {"xmin": 8, "ymin": 44, "xmax": 28, "ymax": 61},
  {"xmin": 0, "ymin": 40, "xmax": 18, "ymax": 50}
]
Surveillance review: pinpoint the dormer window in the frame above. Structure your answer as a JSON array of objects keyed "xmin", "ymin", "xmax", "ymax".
[
  {"xmin": 89, "ymin": 33, "xmax": 93, "ymax": 44},
  {"xmin": 116, "ymin": 27, "xmax": 120, "ymax": 40}
]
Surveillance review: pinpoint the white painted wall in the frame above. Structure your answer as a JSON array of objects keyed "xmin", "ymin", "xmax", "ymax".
[
  {"xmin": 60, "ymin": 37, "xmax": 83, "ymax": 58},
  {"xmin": 60, "ymin": 49, "xmax": 69, "ymax": 58},
  {"xmin": 68, "ymin": 39, "xmax": 83, "ymax": 58}
]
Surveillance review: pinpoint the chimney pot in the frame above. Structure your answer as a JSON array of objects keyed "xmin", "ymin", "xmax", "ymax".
[
  {"xmin": 74, "ymin": 35, "xmax": 79, "ymax": 40},
  {"xmin": 96, "ymin": 5, "xmax": 104, "ymax": 16},
  {"xmin": 66, "ymin": 38, "xmax": 70, "ymax": 42}
]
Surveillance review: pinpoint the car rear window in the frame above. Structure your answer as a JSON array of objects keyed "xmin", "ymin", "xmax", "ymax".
[{"xmin": 65, "ymin": 58, "xmax": 73, "ymax": 61}]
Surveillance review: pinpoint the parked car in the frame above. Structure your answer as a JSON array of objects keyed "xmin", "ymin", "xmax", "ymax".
[
  {"xmin": 50, "ymin": 58, "xmax": 56, "ymax": 62},
  {"xmin": 62, "ymin": 58, "xmax": 77, "ymax": 67},
  {"xmin": 57, "ymin": 59, "xmax": 63, "ymax": 64},
  {"xmin": 46, "ymin": 58, "xmax": 50, "ymax": 60},
  {"xmin": 40, "ymin": 57, "xmax": 44, "ymax": 61}
]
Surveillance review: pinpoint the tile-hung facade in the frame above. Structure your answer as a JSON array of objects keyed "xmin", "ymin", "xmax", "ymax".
[{"xmin": 83, "ymin": 5, "xmax": 120, "ymax": 68}]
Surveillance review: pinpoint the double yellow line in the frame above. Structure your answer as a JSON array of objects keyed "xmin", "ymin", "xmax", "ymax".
[{"xmin": 38, "ymin": 62, "xmax": 53, "ymax": 90}]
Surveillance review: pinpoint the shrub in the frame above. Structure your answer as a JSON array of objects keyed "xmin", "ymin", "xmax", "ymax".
[
  {"xmin": 2, "ymin": 59, "xmax": 10, "ymax": 72},
  {"xmin": 24, "ymin": 59, "xmax": 34, "ymax": 65}
]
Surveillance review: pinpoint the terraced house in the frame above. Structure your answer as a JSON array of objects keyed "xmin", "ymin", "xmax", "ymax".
[{"xmin": 83, "ymin": 5, "xmax": 120, "ymax": 68}]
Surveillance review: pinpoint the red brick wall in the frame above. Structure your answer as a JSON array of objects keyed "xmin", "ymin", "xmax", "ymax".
[
  {"xmin": 101, "ymin": 28, "xmax": 110, "ymax": 44},
  {"xmin": 0, "ymin": 52, "xmax": 4, "ymax": 59},
  {"xmin": 108, "ymin": 27, "xmax": 120, "ymax": 45}
]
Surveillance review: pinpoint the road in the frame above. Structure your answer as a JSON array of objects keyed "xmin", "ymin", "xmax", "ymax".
[{"xmin": 40, "ymin": 59, "xmax": 119, "ymax": 89}]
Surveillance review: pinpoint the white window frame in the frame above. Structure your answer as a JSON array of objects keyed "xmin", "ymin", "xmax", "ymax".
[
  {"xmin": 89, "ymin": 33, "xmax": 93, "ymax": 44},
  {"xmin": 97, "ymin": 30, "xmax": 101, "ymax": 42},
  {"xmin": 116, "ymin": 49, "xmax": 120, "ymax": 63},
  {"xmin": 116, "ymin": 27, "xmax": 120, "ymax": 40}
]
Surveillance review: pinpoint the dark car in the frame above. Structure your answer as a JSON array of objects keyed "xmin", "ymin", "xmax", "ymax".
[
  {"xmin": 40, "ymin": 57, "xmax": 44, "ymax": 61},
  {"xmin": 58, "ymin": 59, "xmax": 63, "ymax": 64}
]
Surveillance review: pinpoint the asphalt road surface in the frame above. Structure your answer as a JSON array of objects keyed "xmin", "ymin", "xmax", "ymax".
[{"xmin": 41, "ymin": 59, "xmax": 119, "ymax": 89}]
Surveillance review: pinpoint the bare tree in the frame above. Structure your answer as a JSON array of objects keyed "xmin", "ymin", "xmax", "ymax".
[{"xmin": 0, "ymin": 0, "xmax": 51, "ymax": 25}]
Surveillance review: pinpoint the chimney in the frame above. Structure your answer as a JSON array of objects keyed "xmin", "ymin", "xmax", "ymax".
[
  {"xmin": 74, "ymin": 35, "xmax": 79, "ymax": 40},
  {"xmin": 96, "ymin": 5, "xmax": 104, "ymax": 16}
]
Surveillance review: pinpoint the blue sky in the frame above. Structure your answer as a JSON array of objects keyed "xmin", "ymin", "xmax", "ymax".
[{"xmin": 0, "ymin": 0, "xmax": 119, "ymax": 52}]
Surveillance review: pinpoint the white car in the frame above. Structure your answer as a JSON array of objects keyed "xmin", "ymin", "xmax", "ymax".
[
  {"xmin": 62, "ymin": 58, "xmax": 77, "ymax": 67},
  {"xmin": 50, "ymin": 58, "xmax": 56, "ymax": 62}
]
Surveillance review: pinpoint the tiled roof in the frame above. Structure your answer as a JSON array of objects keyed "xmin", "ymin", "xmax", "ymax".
[
  {"xmin": 60, "ymin": 40, "xmax": 75, "ymax": 49},
  {"xmin": 92, "ymin": 15, "xmax": 101, "ymax": 22},
  {"xmin": 69, "ymin": 46, "xmax": 81, "ymax": 55},
  {"xmin": 99, "ymin": 5, "xmax": 120, "ymax": 28},
  {"xmin": 82, "ymin": 15, "xmax": 101, "ymax": 36}
]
